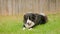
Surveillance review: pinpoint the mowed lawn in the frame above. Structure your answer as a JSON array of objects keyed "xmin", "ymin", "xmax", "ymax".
[{"xmin": 0, "ymin": 13, "xmax": 60, "ymax": 34}]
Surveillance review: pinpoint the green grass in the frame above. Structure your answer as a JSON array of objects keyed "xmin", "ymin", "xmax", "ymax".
[{"xmin": 0, "ymin": 14, "xmax": 60, "ymax": 34}]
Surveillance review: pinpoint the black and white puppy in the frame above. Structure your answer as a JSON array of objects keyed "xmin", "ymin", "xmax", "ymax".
[{"xmin": 23, "ymin": 13, "xmax": 47, "ymax": 30}]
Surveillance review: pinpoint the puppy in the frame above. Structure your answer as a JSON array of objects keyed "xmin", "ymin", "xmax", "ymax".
[{"xmin": 23, "ymin": 13, "xmax": 47, "ymax": 30}]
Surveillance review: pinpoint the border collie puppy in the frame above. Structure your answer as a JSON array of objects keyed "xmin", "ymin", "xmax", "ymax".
[{"xmin": 23, "ymin": 13, "xmax": 47, "ymax": 30}]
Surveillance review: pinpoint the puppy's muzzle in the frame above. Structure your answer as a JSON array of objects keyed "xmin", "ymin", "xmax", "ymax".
[{"xmin": 27, "ymin": 23, "xmax": 31, "ymax": 26}]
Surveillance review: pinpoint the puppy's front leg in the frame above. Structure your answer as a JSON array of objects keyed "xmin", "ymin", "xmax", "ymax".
[
  {"xmin": 28, "ymin": 28, "xmax": 32, "ymax": 30},
  {"xmin": 23, "ymin": 25, "xmax": 26, "ymax": 30}
]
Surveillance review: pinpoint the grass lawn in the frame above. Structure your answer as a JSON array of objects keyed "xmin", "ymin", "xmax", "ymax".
[{"xmin": 0, "ymin": 13, "xmax": 60, "ymax": 34}]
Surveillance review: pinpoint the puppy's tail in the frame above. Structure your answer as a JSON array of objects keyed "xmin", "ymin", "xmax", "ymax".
[
  {"xmin": 40, "ymin": 13, "xmax": 45, "ymax": 16},
  {"xmin": 40, "ymin": 13, "xmax": 48, "ymax": 24}
]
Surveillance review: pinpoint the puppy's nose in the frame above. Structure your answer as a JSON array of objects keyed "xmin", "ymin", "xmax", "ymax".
[
  {"xmin": 27, "ymin": 23, "xmax": 29, "ymax": 24},
  {"xmin": 27, "ymin": 23, "xmax": 31, "ymax": 25}
]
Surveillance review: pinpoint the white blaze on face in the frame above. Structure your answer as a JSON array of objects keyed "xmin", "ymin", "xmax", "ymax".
[{"xmin": 25, "ymin": 17, "xmax": 35, "ymax": 28}]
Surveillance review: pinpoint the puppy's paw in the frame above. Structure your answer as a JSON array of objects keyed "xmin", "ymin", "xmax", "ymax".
[
  {"xmin": 23, "ymin": 27, "xmax": 26, "ymax": 30},
  {"xmin": 28, "ymin": 28, "xmax": 32, "ymax": 30}
]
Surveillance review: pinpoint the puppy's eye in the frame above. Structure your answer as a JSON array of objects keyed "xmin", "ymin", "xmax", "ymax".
[
  {"xmin": 24, "ymin": 16, "xmax": 27, "ymax": 20},
  {"xmin": 32, "ymin": 17, "xmax": 35, "ymax": 19}
]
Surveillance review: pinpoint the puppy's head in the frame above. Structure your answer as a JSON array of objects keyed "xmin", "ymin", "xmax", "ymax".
[{"xmin": 24, "ymin": 13, "xmax": 35, "ymax": 28}]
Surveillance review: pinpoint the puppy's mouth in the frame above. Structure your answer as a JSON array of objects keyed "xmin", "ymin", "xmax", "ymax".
[
  {"xmin": 25, "ymin": 23, "xmax": 32, "ymax": 28},
  {"xmin": 25, "ymin": 22, "xmax": 35, "ymax": 28}
]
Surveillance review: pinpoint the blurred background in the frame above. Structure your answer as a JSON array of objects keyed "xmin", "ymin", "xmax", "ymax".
[
  {"xmin": 0, "ymin": 0, "xmax": 60, "ymax": 34},
  {"xmin": 0, "ymin": 0, "xmax": 60, "ymax": 16}
]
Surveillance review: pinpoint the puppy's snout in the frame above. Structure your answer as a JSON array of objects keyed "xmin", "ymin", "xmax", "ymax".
[{"xmin": 27, "ymin": 23, "xmax": 31, "ymax": 25}]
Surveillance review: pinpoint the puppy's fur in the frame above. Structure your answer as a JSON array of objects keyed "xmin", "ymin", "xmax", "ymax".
[{"xmin": 23, "ymin": 13, "xmax": 47, "ymax": 30}]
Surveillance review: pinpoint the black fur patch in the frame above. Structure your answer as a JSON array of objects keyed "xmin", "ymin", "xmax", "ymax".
[{"xmin": 23, "ymin": 13, "xmax": 47, "ymax": 28}]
